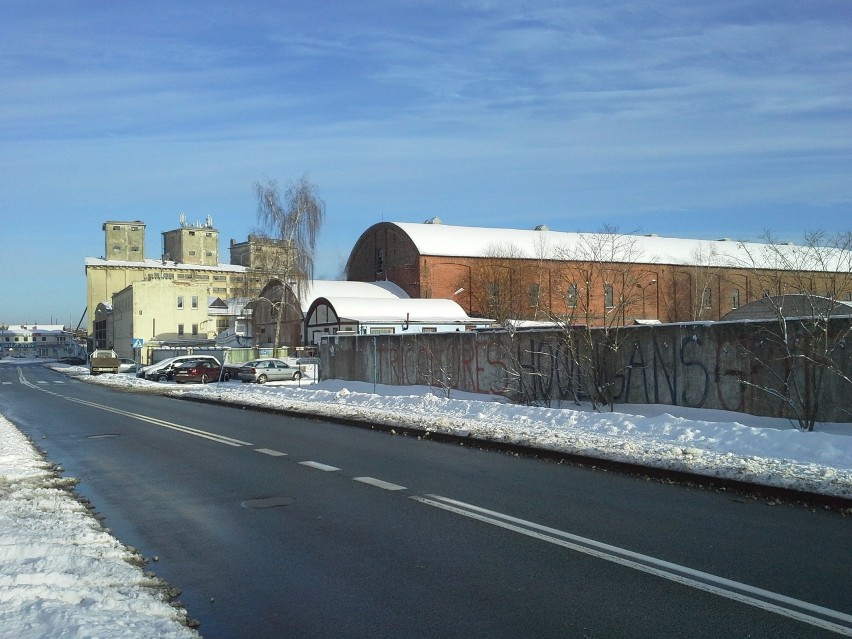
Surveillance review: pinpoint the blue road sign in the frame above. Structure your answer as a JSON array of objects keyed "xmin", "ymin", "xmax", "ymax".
[{"xmin": 132, "ymin": 338, "xmax": 144, "ymax": 348}]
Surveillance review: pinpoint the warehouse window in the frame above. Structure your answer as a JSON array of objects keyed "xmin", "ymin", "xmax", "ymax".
[{"xmin": 566, "ymin": 283, "xmax": 578, "ymax": 308}]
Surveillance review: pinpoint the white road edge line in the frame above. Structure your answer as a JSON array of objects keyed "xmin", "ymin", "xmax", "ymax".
[
  {"xmin": 412, "ymin": 495, "xmax": 852, "ymax": 636},
  {"xmin": 353, "ymin": 477, "xmax": 406, "ymax": 491},
  {"xmin": 299, "ymin": 461, "xmax": 340, "ymax": 472}
]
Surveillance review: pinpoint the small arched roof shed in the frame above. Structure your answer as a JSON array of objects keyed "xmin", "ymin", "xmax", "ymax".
[{"xmin": 305, "ymin": 296, "xmax": 492, "ymax": 344}]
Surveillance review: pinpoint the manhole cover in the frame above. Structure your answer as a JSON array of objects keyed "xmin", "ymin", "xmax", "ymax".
[
  {"xmin": 241, "ymin": 496, "xmax": 296, "ymax": 509},
  {"xmin": 87, "ymin": 434, "xmax": 120, "ymax": 439}
]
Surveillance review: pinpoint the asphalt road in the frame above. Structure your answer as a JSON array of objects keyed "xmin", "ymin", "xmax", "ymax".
[{"xmin": 1, "ymin": 363, "xmax": 850, "ymax": 638}]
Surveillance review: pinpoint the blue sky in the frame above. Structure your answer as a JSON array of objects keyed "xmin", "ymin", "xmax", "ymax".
[{"xmin": 1, "ymin": 0, "xmax": 850, "ymax": 326}]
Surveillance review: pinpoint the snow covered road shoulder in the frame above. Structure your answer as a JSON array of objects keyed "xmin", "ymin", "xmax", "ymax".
[{"xmin": 0, "ymin": 414, "xmax": 200, "ymax": 639}]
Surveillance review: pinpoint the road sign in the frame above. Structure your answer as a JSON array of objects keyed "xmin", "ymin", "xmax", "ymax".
[{"xmin": 132, "ymin": 338, "xmax": 144, "ymax": 348}]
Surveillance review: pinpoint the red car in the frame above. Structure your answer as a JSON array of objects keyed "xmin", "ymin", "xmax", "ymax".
[{"xmin": 173, "ymin": 359, "xmax": 227, "ymax": 384}]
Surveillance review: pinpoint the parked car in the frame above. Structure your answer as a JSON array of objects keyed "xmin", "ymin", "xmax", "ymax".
[
  {"xmin": 58, "ymin": 356, "xmax": 87, "ymax": 365},
  {"xmin": 118, "ymin": 358, "xmax": 138, "ymax": 373},
  {"xmin": 173, "ymin": 359, "xmax": 226, "ymax": 384},
  {"xmin": 222, "ymin": 361, "xmax": 249, "ymax": 379},
  {"xmin": 142, "ymin": 355, "xmax": 222, "ymax": 382},
  {"xmin": 238, "ymin": 358, "xmax": 302, "ymax": 383}
]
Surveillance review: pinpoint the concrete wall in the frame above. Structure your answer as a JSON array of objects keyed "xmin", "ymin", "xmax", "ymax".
[{"xmin": 320, "ymin": 319, "xmax": 852, "ymax": 423}]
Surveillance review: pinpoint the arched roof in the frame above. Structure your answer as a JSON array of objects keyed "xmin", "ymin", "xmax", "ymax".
[
  {"xmin": 351, "ymin": 221, "xmax": 852, "ymax": 271},
  {"xmin": 296, "ymin": 279, "xmax": 407, "ymax": 307},
  {"xmin": 312, "ymin": 297, "xmax": 483, "ymax": 323},
  {"xmin": 257, "ymin": 279, "xmax": 408, "ymax": 317}
]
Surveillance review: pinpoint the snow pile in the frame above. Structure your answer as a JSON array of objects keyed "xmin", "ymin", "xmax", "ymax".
[{"xmin": 0, "ymin": 414, "xmax": 200, "ymax": 639}]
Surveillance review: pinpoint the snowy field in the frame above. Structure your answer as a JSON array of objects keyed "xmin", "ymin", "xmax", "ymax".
[{"xmin": 1, "ymin": 357, "xmax": 850, "ymax": 638}]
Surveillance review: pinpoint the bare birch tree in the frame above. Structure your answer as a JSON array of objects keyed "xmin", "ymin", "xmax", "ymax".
[
  {"xmin": 662, "ymin": 243, "xmax": 723, "ymax": 321},
  {"xmin": 730, "ymin": 230, "xmax": 852, "ymax": 430},
  {"xmin": 463, "ymin": 242, "xmax": 525, "ymax": 324},
  {"xmin": 551, "ymin": 225, "xmax": 651, "ymax": 410},
  {"xmin": 254, "ymin": 175, "xmax": 325, "ymax": 349}
]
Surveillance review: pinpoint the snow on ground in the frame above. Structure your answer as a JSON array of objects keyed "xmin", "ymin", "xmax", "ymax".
[
  {"xmin": 0, "ymin": 416, "xmax": 200, "ymax": 639},
  {"xmin": 1, "ymin": 357, "xmax": 850, "ymax": 638}
]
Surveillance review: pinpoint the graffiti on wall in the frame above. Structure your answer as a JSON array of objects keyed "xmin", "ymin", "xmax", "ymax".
[
  {"xmin": 328, "ymin": 319, "xmax": 850, "ymax": 422},
  {"xmin": 374, "ymin": 335, "xmax": 512, "ymax": 396}
]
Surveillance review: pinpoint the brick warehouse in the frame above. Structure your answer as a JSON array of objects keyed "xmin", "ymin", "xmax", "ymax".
[{"xmin": 345, "ymin": 220, "xmax": 852, "ymax": 326}]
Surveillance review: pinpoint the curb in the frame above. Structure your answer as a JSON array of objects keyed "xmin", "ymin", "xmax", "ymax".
[{"xmin": 175, "ymin": 394, "xmax": 852, "ymax": 512}]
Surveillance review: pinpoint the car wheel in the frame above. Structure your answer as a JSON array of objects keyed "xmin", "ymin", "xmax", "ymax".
[
  {"xmin": 257, "ymin": 374, "xmax": 268, "ymax": 384},
  {"xmin": 157, "ymin": 374, "xmax": 168, "ymax": 383},
  {"xmin": 292, "ymin": 371, "xmax": 302, "ymax": 381},
  {"xmin": 223, "ymin": 372, "xmax": 230, "ymax": 382},
  {"xmin": 201, "ymin": 374, "xmax": 209, "ymax": 384}
]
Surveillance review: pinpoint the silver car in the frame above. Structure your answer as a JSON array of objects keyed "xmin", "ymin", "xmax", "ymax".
[
  {"xmin": 237, "ymin": 358, "xmax": 302, "ymax": 383},
  {"xmin": 118, "ymin": 358, "xmax": 139, "ymax": 373}
]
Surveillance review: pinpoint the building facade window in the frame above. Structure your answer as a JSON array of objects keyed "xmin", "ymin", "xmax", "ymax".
[
  {"xmin": 192, "ymin": 324, "xmax": 198, "ymax": 336},
  {"xmin": 177, "ymin": 295, "xmax": 184, "ymax": 309},
  {"xmin": 702, "ymin": 288, "xmax": 712, "ymax": 309},
  {"xmin": 604, "ymin": 284, "xmax": 614, "ymax": 309},
  {"xmin": 732, "ymin": 289, "xmax": 740, "ymax": 309},
  {"xmin": 487, "ymin": 282, "xmax": 501, "ymax": 308},
  {"xmin": 370, "ymin": 327, "xmax": 394, "ymax": 335},
  {"xmin": 191, "ymin": 296, "xmax": 199, "ymax": 310},
  {"xmin": 528, "ymin": 284, "xmax": 541, "ymax": 308},
  {"xmin": 567, "ymin": 283, "xmax": 578, "ymax": 308},
  {"xmin": 178, "ymin": 324, "xmax": 184, "ymax": 335}
]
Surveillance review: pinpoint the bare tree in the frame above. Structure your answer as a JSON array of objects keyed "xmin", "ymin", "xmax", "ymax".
[
  {"xmin": 463, "ymin": 242, "xmax": 526, "ymax": 324},
  {"xmin": 661, "ymin": 243, "xmax": 723, "ymax": 321},
  {"xmin": 551, "ymin": 225, "xmax": 651, "ymax": 410},
  {"xmin": 254, "ymin": 175, "xmax": 325, "ymax": 348},
  {"xmin": 730, "ymin": 230, "xmax": 852, "ymax": 430}
]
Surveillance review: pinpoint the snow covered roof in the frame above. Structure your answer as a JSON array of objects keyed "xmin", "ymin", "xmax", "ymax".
[
  {"xmin": 0, "ymin": 324, "xmax": 67, "ymax": 335},
  {"xmin": 316, "ymin": 297, "xmax": 490, "ymax": 323},
  {"xmin": 85, "ymin": 257, "xmax": 248, "ymax": 273},
  {"xmin": 295, "ymin": 280, "xmax": 408, "ymax": 307},
  {"xmin": 722, "ymin": 295, "xmax": 852, "ymax": 321},
  {"xmin": 389, "ymin": 222, "xmax": 852, "ymax": 271}
]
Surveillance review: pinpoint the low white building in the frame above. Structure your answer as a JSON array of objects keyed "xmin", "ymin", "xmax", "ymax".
[
  {"xmin": 0, "ymin": 324, "xmax": 76, "ymax": 359},
  {"xmin": 305, "ymin": 297, "xmax": 493, "ymax": 343},
  {"xmin": 251, "ymin": 279, "xmax": 411, "ymax": 348}
]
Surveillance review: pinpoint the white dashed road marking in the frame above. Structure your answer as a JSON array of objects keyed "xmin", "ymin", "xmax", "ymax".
[
  {"xmin": 354, "ymin": 477, "xmax": 406, "ymax": 491},
  {"xmin": 299, "ymin": 461, "xmax": 340, "ymax": 472},
  {"xmin": 256, "ymin": 448, "xmax": 288, "ymax": 457}
]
